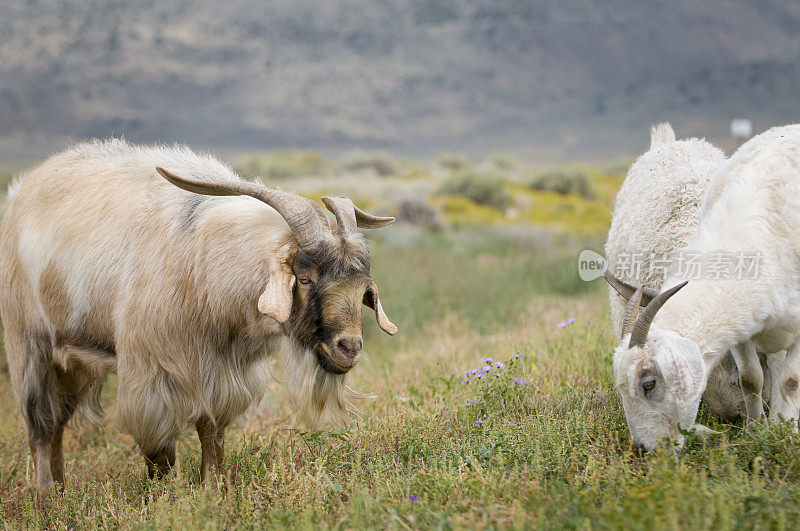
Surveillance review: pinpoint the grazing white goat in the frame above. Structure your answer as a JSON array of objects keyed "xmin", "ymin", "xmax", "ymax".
[
  {"xmin": 605, "ymin": 123, "xmax": 761, "ymax": 424},
  {"xmin": 0, "ymin": 140, "xmax": 398, "ymax": 494},
  {"xmin": 606, "ymin": 124, "xmax": 800, "ymax": 451}
]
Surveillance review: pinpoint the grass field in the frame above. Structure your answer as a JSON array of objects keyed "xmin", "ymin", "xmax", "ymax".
[{"xmin": 1, "ymin": 156, "xmax": 800, "ymax": 528}]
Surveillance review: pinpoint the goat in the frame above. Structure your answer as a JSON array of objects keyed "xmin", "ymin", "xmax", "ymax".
[
  {"xmin": 604, "ymin": 124, "xmax": 800, "ymax": 451},
  {"xmin": 605, "ymin": 123, "xmax": 773, "ymax": 424},
  {"xmin": 0, "ymin": 139, "xmax": 397, "ymax": 494}
]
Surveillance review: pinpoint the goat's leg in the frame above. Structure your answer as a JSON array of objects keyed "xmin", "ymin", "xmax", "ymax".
[
  {"xmin": 49, "ymin": 391, "xmax": 82, "ymax": 488},
  {"xmin": 774, "ymin": 342, "xmax": 800, "ymax": 427},
  {"xmin": 731, "ymin": 341, "xmax": 764, "ymax": 422},
  {"xmin": 144, "ymin": 441, "xmax": 176, "ymax": 480},
  {"xmin": 216, "ymin": 426, "xmax": 226, "ymax": 468},
  {"xmin": 8, "ymin": 329, "xmax": 79, "ymax": 498},
  {"xmin": 196, "ymin": 416, "xmax": 222, "ymax": 483},
  {"xmin": 28, "ymin": 388, "xmax": 79, "ymax": 497},
  {"xmin": 767, "ymin": 350, "xmax": 787, "ymax": 422}
]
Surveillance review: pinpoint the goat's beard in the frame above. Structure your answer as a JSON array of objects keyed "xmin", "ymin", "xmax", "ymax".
[{"xmin": 278, "ymin": 337, "xmax": 371, "ymax": 429}]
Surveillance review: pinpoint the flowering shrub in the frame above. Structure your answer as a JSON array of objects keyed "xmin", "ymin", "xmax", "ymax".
[{"xmin": 460, "ymin": 351, "xmax": 532, "ymax": 428}]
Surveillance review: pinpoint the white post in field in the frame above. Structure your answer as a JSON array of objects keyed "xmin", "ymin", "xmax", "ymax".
[{"xmin": 730, "ymin": 118, "xmax": 753, "ymax": 140}]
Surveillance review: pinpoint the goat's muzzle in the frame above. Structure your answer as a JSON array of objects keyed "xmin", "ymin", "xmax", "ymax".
[{"xmin": 314, "ymin": 336, "xmax": 362, "ymax": 374}]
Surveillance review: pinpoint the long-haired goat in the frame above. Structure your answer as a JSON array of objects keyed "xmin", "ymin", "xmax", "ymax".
[
  {"xmin": 0, "ymin": 140, "xmax": 397, "ymax": 494},
  {"xmin": 605, "ymin": 124, "xmax": 800, "ymax": 451},
  {"xmin": 605, "ymin": 123, "xmax": 774, "ymax": 424}
]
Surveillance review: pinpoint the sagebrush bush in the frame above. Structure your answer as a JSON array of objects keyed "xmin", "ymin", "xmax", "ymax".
[
  {"xmin": 488, "ymin": 154, "xmax": 517, "ymax": 171},
  {"xmin": 437, "ymin": 171, "xmax": 510, "ymax": 210},
  {"xmin": 236, "ymin": 151, "xmax": 327, "ymax": 179},
  {"xmin": 530, "ymin": 169, "xmax": 598, "ymax": 200},
  {"xmin": 437, "ymin": 153, "xmax": 471, "ymax": 172},
  {"xmin": 340, "ymin": 151, "xmax": 398, "ymax": 176},
  {"xmin": 396, "ymin": 195, "xmax": 445, "ymax": 231}
]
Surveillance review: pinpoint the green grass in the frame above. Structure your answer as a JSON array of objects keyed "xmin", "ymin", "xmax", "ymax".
[
  {"xmin": 2, "ymin": 229, "xmax": 800, "ymax": 528},
  {"xmin": 2, "ymin": 176, "xmax": 800, "ymax": 527}
]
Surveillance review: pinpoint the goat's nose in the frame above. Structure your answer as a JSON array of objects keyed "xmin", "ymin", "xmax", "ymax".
[
  {"xmin": 633, "ymin": 442, "xmax": 649, "ymax": 455},
  {"xmin": 337, "ymin": 337, "xmax": 362, "ymax": 358}
]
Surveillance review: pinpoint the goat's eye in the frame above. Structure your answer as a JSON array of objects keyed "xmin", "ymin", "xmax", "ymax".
[
  {"xmin": 643, "ymin": 380, "xmax": 656, "ymax": 392},
  {"xmin": 298, "ymin": 277, "xmax": 312, "ymax": 285}
]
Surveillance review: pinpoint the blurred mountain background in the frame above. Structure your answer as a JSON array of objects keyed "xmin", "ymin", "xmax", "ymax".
[{"xmin": 1, "ymin": 0, "xmax": 799, "ymax": 164}]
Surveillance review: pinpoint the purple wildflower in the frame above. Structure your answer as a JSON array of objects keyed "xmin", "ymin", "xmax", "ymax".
[
  {"xmin": 481, "ymin": 357, "xmax": 494, "ymax": 364},
  {"xmin": 409, "ymin": 496, "xmax": 419, "ymax": 502},
  {"xmin": 558, "ymin": 317, "xmax": 577, "ymax": 329},
  {"xmin": 496, "ymin": 361, "xmax": 506, "ymax": 370},
  {"xmin": 475, "ymin": 419, "xmax": 485, "ymax": 425},
  {"xmin": 461, "ymin": 380, "xmax": 469, "ymax": 384},
  {"xmin": 538, "ymin": 349, "xmax": 546, "ymax": 354}
]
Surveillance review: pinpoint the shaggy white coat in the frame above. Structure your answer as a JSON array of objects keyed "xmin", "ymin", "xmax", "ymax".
[
  {"xmin": 614, "ymin": 124, "xmax": 800, "ymax": 450},
  {"xmin": 604, "ymin": 124, "xmax": 751, "ymax": 422}
]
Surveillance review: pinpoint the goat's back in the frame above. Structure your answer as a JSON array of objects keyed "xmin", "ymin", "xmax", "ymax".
[
  {"xmin": 605, "ymin": 138, "xmax": 725, "ymax": 335},
  {"xmin": 0, "ymin": 139, "xmax": 273, "ymax": 352}
]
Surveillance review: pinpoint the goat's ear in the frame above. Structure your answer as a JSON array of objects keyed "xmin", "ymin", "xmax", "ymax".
[
  {"xmin": 654, "ymin": 335, "xmax": 705, "ymax": 405},
  {"xmin": 650, "ymin": 122, "xmax": 676, "ymax": 149},
  {"xmin": 258, "ymin": 261, "xmax": 295, "ymax": 323},
  {"xmin": 363, "ymin": 282, "xmax": 397, "ymax": 335}
]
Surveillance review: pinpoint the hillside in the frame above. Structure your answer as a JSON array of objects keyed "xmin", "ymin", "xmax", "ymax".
[{"xmin": 1, "ymin": 0, "xmax": 799, "ymax": 159}]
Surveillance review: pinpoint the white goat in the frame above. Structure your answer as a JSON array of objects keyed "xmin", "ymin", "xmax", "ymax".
[
  {"xmin": 0, "ymin": 140, "xmax": 398, "ymax": 494},
  {"xmin": 605, "ymin": 123, "xmax": 761, "ymax": 423},
  {"xmin": 607, "ymin": 124, "xmax": 800, "ymax": 451}
]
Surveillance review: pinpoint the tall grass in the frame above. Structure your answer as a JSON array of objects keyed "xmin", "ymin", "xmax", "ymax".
[
  {"xmin": 2, "ymin": 155, "xmax": 799, "ymax": 528},
  {"xmin": 1, "ymin": 229, "xmax": 799, "ymax": 527}
]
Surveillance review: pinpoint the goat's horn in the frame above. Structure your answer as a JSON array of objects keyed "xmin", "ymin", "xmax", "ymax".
[
  {"xmin": 156, "ymin": 167, "xmax": 326, "ymax": 248},
  {"xmin": 322, "ymin": 196, "xmax": 358, "ymax": 237},
  {"xmin": 353, "ymin": 203, "xmax": 395, "ymax": 228},
  {"xmin": 621, "ymin": 286, "xmax": 644, "ymax": 338},
  {"xmin": 321, "ymin": 196, "xmax": 395, "ymax": 237},
  {"xmin": 603, "ymin": 270, "xmax": 659, "ymax": 306},
  {"xmin": 628, "ymin": 281, "xmax": 688, "ymax": 348}
]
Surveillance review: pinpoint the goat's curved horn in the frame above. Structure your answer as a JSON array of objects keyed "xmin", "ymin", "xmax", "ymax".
[
  {"xmin": 353, "ymin": 203, "xmax": 395, "ymax": 228},
  {"xmin": 621, "ymin": 286, "xmax": 644, "ymax": 338},
  {"xmin": 321, "ymin": 196, "xmax": 395, "ymax": 237},
  {"xmin": 322, "ymin": 196, "xmax": 357, "ymax": 237},
  {"xmin": 603, "ymin": 270, "xmax": 659, "ymax": 306},
  {"xmin": 628, "ymin": 281, "xmax": 689, "ymax": 348},
  {"xmin": 156, "ymin": 167, "xmax": 326, "ymax": 248}
]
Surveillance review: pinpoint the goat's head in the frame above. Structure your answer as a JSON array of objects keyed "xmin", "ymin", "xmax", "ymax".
[
  {"xmin": 156, "ymin": 167, "xmax": 397, "ymax": 375},
  {"xmin": 604, "ymin": 271, "xmax": 709, "ymax": 451}
]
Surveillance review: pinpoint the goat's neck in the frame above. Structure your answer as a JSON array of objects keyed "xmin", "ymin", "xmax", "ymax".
[{"xmin": 653, "ymin": 277, "xmax": 768, "ymax": 368}]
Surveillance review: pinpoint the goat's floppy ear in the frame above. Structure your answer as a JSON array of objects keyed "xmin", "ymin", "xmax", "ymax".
[
  {"xmin": 363, "ymin": 282, "xmax": 398, "ymax": 335},
  {"xmin": 653, "ymin": 335, "xmax": 705, "ymax": 405},
  {"xmin": 258, "ymin": 260, "xmax": 295, "ymax": 323}
]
